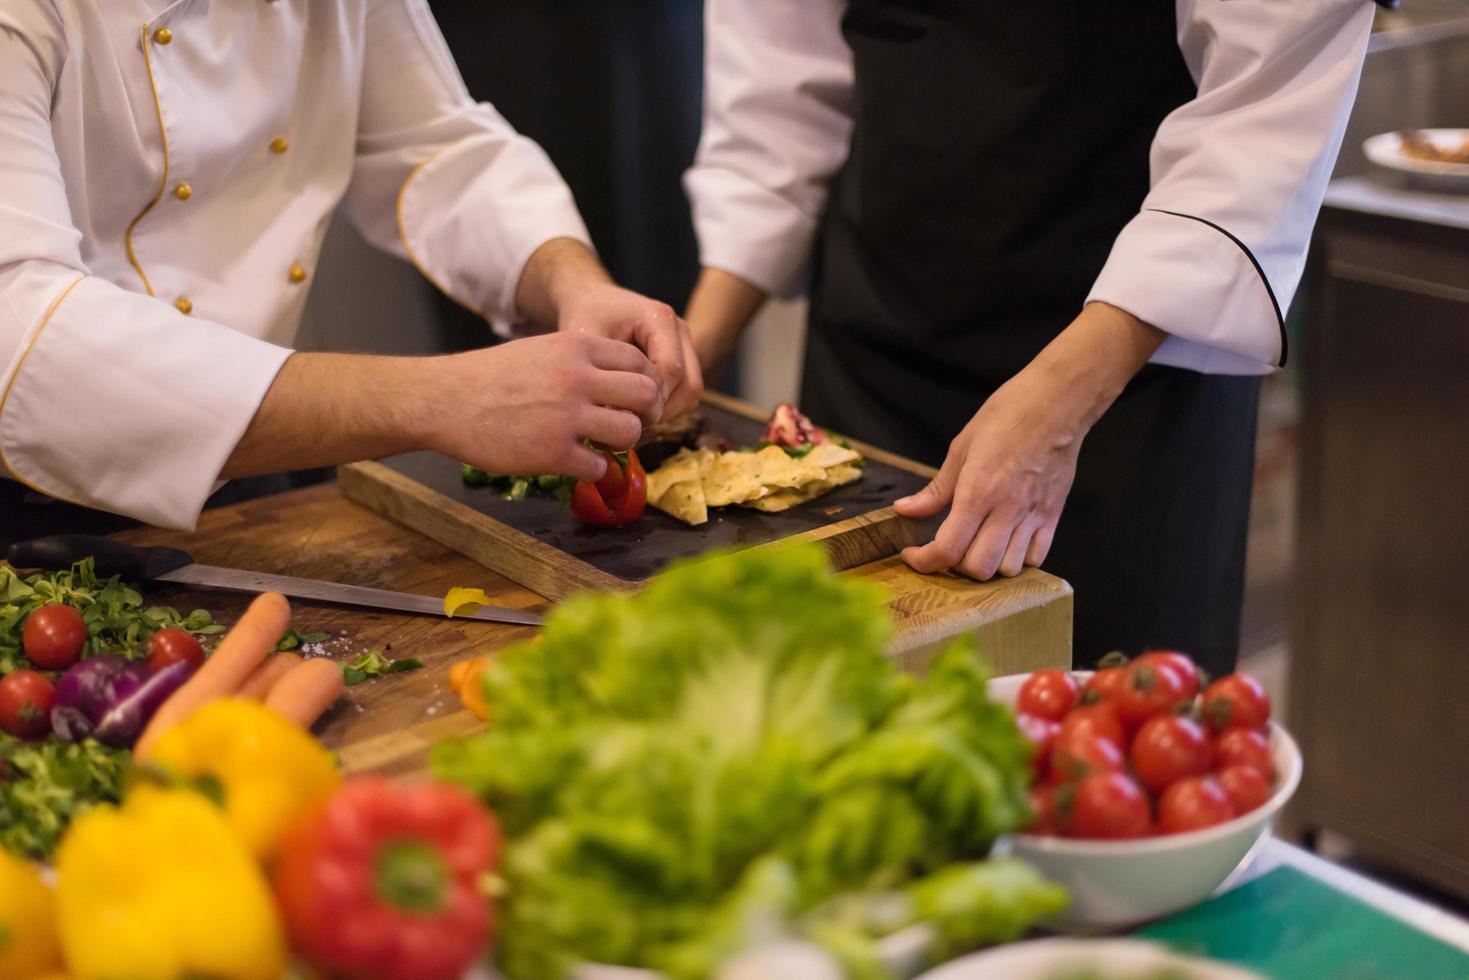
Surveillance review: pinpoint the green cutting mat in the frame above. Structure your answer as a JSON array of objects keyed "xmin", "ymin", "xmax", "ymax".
[{"xmin": 1135, "ymin": 866, "xmax": 1469, "ymax": 979}]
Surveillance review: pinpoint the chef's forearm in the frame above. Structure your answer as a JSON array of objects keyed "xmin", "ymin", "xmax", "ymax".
[
  {"xmin": 1026, "ymin": 302, "xmax": 1166, "ymax": 431},
  {"xmin": 685, "ymin": 267, "xmax": 767, "ymax": 377},
  {"xmin": 512, "ymin": 237, "xmax": 614, "ymax": 328},
  {"xmin": 222, "ymin": 353, "xmax": 434, "ymax": 479}
]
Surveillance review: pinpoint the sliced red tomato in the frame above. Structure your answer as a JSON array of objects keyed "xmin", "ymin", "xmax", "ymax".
[
  {"xmin": 1069, "ymin": 772, "xmax": 1151, "ymax": 840},
  {"xmin": 1202, "ymin": 673, "xmax": 1271, "ymax": 734},
  {"xmin": 1134, "ymin": 650, "xmax": 1201, "ymax": 699},
  {"xmin": 570, "ymin": 449, "xmax": 647, "ymax": 527},
  {"xmin": 1213, "ymin": 727, "xmax": 1276, "ymax": 781},
  {"xmin": 1130, "ymin": 714, "xmax": 1212, "ymax": 795},
  {"xmin": 0, "ymin": 670, "xmax": 56, "ymax": 740},
  {"xmin": 1057, "ymin": 702, "xmax": 1126, "ymax": 750},
  {"xmin": 1017, "ymin": 669, "xmax": 1079, "ymax": 721},
  {"xmin": 21, "ymin": 603, "xmax": 87, "ymax": 670},
  {"xmin": 1157, "ymin": 776, "xmax": 1234, "ymax": 834},
  {"xmin": 1115, "ymin": 661, "xmax": 1190, "ymax": 730},
  {"xmin": 1080, "ymin": 667, "xmax": 1128, "ymax": 706},
  {"xmin": 1015, "ymin": 713, "xmax": 1060, "ymax": 780},
  {"xmin": 1216, "ymin": 764, "xmax": 1273, "ymax": 816}
]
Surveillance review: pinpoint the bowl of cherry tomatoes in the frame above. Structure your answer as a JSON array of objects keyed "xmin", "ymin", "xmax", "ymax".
[{"xmin": 989, "ymin": 652, "xmax": 1301, "ymax": 929}]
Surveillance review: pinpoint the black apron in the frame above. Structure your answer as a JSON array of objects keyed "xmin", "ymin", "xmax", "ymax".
[{"xmin": 803, "ymin": 0, "xmax": 1260, "ymax": 676}]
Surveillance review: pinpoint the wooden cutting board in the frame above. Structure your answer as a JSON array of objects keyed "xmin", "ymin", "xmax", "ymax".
[{"xmin": 339, "ymin": 393, "xmax": 937, "ymax": 600}]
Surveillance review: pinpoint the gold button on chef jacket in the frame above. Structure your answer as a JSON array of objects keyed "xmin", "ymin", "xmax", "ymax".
[{"xmin": 0, "ymin": 0, "xmax": 590, "ymax": 529}]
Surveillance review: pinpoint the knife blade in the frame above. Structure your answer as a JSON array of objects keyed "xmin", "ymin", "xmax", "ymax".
[{"xmin": 5, "ymin": 534, "xmax": 543, "ymax": 627}]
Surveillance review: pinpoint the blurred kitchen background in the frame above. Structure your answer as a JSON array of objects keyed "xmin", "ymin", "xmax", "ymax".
[{"xmin": 296, "ymin": 0, "xmax": 1469, "ymax": 914}]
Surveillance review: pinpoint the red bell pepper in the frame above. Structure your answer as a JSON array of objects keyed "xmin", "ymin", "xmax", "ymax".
[
  {"xmin": 272, "ymin": 778, "xmax": 502, "ymax": 980},
  {"xmin": 570, "ymin": 448, "xmax": 647, "ymax": 527}
]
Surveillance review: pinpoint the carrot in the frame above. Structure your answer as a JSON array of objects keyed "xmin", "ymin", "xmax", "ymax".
[
  {"xmin": 264, "ymin": 657, "xmax": 346, "ymax": 729},
  {"xmin": 135, "ymin": 591, "xmax": 292, "ymax": 759},
  {"xmin": 237, "ymin": 652, "xmax": 303, "ymax": 700}
]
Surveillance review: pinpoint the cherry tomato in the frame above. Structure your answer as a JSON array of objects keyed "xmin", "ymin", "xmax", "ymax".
[
  {"xmin": 1069, "ymin": 772, "xmax": 1151, "ymax": 840},
  {"xmin": 1017, "ymin": 669, "xmax": 1079, "ymax": 721},
  {"xmin": 1115, "ymin": 661, "xmax": 1190, "ymax": 730},
  {"xmin": 1134, "ymin": 650, "xmax": 1201, "ymax": 699},
  {"xmin": 1027, "ymin": 784, "xmax": 1060, "ymax": 834},
  {"xmin": 1058, "ymin": 702, "xmax": 1127, "ymax": 750},
  {"xmin": 570, "ymin": 449, "xmax": 647, "ymax": 527},
  {"xmin": 1080, "ymin": 667, "xmax": 1128, "ymax": 705},
  {"xmin": 1130, "ymin": 714, "xmax": 1212, "ymax": 795},
  {"xmin": 1157, "ymin": 776, "xmax": 1234, "ymax": 834},
  {"xmin": 1217, "ymin": 764, "xmax": 1273, "ymax": 816},
  {"xmin": 1050, "ymin": 728, "xmax": 1125, "ymax": 783},
  {"xmin": 1015, "ymin": 713, "xmax": 1060, "ymax": 780},
  {"xmin": 0, "ymin": 670, "xmax": 57, "ymax": 740},
  {"xmin": 21, "ymin": 603, "xmax": 87, "ymax": 671},
  {"xmin": 146, "ymin": 627, "xmax": 205, "ymax": 675},
  {"xmin": 1202, "ymin": 673, "xmax": 1271, "ymax": 733},
  {"xmin": 1213, "ymin": 727, "xmax": 1276, "ymax": 781}
]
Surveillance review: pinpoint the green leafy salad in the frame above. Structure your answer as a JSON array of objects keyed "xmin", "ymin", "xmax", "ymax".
[
  {"xmin": 432, "ymin": 545, "xmax": 1067, "ymax": 979},
  {"xmin": 1, "ymin": 558, "xmax": 223, "ymax": 673},
  {"xmin": 1, "ymin": 559, "xmax": 225, "ymax": 858},
  {"xmin": 0, "ymin": 736, "xmax": 130, "ymax": 859}
]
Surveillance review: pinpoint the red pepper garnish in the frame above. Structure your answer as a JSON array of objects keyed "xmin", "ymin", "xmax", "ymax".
[
  {"xmin": 570, "ymin": 448, "xmax": 647, "ymax": 527},
  {"xmin": 272, "ymin": 779, "xmax": 502, "ymax": 980}
]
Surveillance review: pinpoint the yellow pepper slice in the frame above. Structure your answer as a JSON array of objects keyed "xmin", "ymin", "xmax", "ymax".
[{"xmin": 443, "ymin": 586, "xmax": 497, "ymax": 618}]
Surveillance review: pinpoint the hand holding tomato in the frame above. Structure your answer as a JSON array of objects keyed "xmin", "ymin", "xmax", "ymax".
[{"xmin": 570, "ymin": 448, "xmax": 647, "ymax": 527}]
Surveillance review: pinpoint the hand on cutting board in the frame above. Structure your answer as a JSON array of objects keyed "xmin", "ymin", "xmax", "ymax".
[
  {"xmin": 894, "ymin": 303, "xmax": 1165, "ymax": 580},
  {"xmin": 517, "ymin": 238, "xmax": 703, "ymax": 419}
]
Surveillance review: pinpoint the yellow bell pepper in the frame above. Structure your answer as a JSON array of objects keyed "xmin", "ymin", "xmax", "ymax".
[
  {"xmin": 146, "ymin": 698, "xmax": 340, "ymax": 859},
  {"xmin": 0, "ymin": 847, "xmax": 63, "ymax": 979},
  {"xmin": 55, "ymin": 786, "xmax": 286, "ymax": 980}
]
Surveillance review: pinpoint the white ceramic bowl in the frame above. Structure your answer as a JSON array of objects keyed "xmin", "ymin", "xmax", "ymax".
[{"xmin": 988, "ymin": 672, "xmax": 1302, "ymax": 930}]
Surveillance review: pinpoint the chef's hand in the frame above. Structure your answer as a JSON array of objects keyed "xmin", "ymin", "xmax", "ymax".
[
  {"xmin": 516, "ymin": 238, "xmax": 703, "ymax": 419},
  {"xmin": 423, "ymin": 333, "xmax": 665, "ymax": 483},
  {"xmin": 893, "ymin": 303, "xmax": 1165, "ymax": 579}
]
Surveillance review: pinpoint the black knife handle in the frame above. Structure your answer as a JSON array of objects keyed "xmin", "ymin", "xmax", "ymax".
[{"xmin": 4, "ymin": 534, "xmax": 193, "ymax": 580}]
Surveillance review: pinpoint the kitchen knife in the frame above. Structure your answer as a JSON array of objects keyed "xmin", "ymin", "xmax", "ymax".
[{"xmin": 4, "ymin": 534, "xmax": 543, "ymax": 627}]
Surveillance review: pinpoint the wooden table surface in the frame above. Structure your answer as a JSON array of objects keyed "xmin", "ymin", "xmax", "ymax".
[{"xmin": 118, "ymin": 482, "xmax": 1073, "ymax": 778}]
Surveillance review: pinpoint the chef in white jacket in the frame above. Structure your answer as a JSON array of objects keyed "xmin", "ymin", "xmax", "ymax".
[
  {"xmin": 0, "ymin": 0, "xmax": 701, "ymax": 538},
  {"xmin": 683, "ymin": 0, "xmax": 1377, "ymax": 672}
]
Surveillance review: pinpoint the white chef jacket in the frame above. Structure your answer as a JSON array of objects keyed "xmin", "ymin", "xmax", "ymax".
[
  {"xmin": 0, "ymin": 0, "xmax": 591, "ymax": 529},
  {"xmin": 685, "ymin": 0, "xmax": 1376, "ymax": 375}
]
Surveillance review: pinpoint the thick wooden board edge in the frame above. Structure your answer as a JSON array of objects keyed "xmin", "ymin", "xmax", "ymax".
[{"xmin": 338, "ymin": 460, "xmax": 637, "ymax": 602}]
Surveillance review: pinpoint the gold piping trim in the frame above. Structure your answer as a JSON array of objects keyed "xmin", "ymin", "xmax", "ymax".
[
  {"xmin": 395, "ymin": 140, "xmax": 486, "ymax": 318},
  {"xmin": 124, "ymin": 22, "xmax": 172, "ymax": 297},
  {"xmin": 0, "ymin": 275, "xmax": 92, "ymax": 506}
]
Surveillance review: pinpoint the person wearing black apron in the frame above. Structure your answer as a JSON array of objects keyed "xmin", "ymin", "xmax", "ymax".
[{"xmin": 684, "ymin": 0, "xmax": 1378, "ymax": 676}]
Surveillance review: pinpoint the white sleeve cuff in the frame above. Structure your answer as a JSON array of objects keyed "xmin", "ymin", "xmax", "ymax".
[
  {"xmin": 0, "ymin": 276, "xmax": 292, "ymax": 528},
  {"xmin": 397, "ymin": 127, "xmax": 592, "ymax": 333},
  {"xmin": 1086, "ymin": 208, "xmax": 1286, "ymax": 374},
  {"xmin": 684, "ymin": 165, "xmax": 821, "ymax": 299}
]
